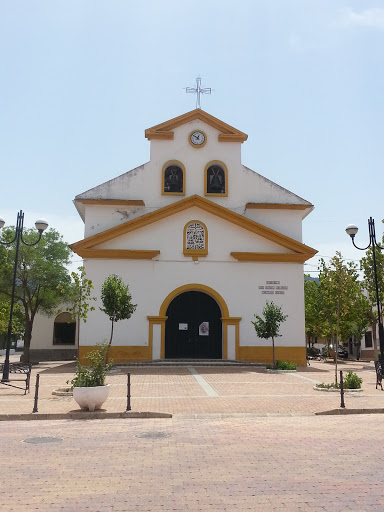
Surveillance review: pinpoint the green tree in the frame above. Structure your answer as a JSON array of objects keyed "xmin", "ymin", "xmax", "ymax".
[
  {"xmin": 304, "ymin": 277, "xmax": 327, "ymax": 346},
  {"xmin": 0, "ymin": 227, "xmax": 71, "ymax": 362},
  {"xmin": 319, "ymin": 252, "xmax": 368, "ymax": 381},
  {"xmin": 60, "ymin": 266, "xmax": 97, "ymax": 349},
  {"xmin": 252, "ymin": 301, "xmax": 288, "ymax": 369},
  {"xmin": 100, "ymin": 274, "xmax": 137, "ymax": 362},
  {"xmin": 360, "ymin": 245, "xmax": 384, "ymax": 359}
]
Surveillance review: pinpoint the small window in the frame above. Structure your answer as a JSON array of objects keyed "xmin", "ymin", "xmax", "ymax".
[
  {"xmin": 162, "ymin": 161, "xmax": 185, "ymax": 195},
  {"xmin": 53, "ymin": 312, "xmax": 76, "ymax": 345},
  {"xmin": 365, "ymin": 331, "xmax": 373, "ymax": 348},
  {"xmin": 205, "ymin": 161, "xmax": 228, "ymax": 196},
  {"xmin": 183, "ymin": 221, "xmax": 208, "ymax": 260}
]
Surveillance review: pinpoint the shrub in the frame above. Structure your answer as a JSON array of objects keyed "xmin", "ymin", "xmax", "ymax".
[
  {"xmin": 343, "ymin": 371, "xmax": 362, "ymax": 389},
  {"xmin": 316, "ymin": 382, "xmax": 339, "ymax": 389},
  {"xmin": 267, "ymin": 360, "xmax": 297, "ymax": 370},
  {"xmin": 70, "ymin": 342, "xmax": 113, "ymax": 388}
]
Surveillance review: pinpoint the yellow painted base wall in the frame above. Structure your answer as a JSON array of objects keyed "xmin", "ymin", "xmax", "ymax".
[
  {"xmin": 79, "ymin": 345, "xmax": 150, "ymax": 364},
  {"xmin": 238, "ymin": 346, "xmax": 307, "ymax": 367},
  {"xmin": 79, "ymin": 345, "xmax": 306, "ymax": 366}
]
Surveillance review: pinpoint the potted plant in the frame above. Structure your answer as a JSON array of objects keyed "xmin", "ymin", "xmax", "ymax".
[{"xmin": 70, "ymin": 341, "xmax": 113, "ymax": 412}]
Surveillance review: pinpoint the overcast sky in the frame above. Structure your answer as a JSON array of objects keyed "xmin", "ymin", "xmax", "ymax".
[{"xmin": 1, "ymin": 1, "xmax": 383, "ymax": 274}]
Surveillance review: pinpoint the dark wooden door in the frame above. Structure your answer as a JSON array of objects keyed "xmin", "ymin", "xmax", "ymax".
[{"xmin": 165, "ymin": 291, "xmax": 222, "ymax": 359}]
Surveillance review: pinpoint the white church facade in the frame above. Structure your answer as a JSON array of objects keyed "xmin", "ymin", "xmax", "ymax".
[{"xmin": 68, "ymin": 109, "xmax": 316, "ymax": 366}]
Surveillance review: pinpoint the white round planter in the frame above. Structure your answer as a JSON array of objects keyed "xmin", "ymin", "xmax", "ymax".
[{"xmin": 73, "ymin": 385, "xmax": 110, "ymax": 412}]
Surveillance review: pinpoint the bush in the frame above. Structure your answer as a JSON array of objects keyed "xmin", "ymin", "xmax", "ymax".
[
  {"xmin": 316, "ymin": 382, "xmax": 339, "ymax": 389},
  {"xmin": 70, "ymin": 342, "xmax": 113, "ymax": 388},
  {"xmin": 267, "ymin": 360, "xmax": 297, "ymax": 370},
  {"xmin": 343, "ymin": 371, "xmax": 362, "ymax": 389}
]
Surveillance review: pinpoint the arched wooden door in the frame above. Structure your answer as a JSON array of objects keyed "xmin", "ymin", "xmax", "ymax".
[{"xmin": 165, "ymin": 291, "xmax": 222, "ymax": 359}]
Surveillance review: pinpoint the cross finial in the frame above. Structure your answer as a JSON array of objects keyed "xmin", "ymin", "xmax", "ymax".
[{"xmin": 185, "ymin": 76, "xmax": 212, "ymax": 109}]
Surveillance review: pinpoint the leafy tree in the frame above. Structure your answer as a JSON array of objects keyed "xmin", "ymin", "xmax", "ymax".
[
  {"xmin": 100, "ymin": 274, "xmax": 137, "ymax": 362},
  {"xmin": 319, "ymin": 252, "xmax": 368, "ymax": 381},
  {"xmin": 0, "ymin": 297, "xmax": 24, "ymax": 349},
  {"xmin": 304, "ymin": 277, "xmax": 327, "ymax": 346},
  {"xmin": 252, "ymin": 301, "xmax": 288, "ymax": 369},
  {"xmin": 60, "ymin": 266, "xmax": 97, "ymax": 349},
  {"xmin": 360, "ymin": 245, "xmax": 384, "ymax": 359},
  {"xmin": 0, "ymin": 227, "xmax": 71, "ymax": 362}
]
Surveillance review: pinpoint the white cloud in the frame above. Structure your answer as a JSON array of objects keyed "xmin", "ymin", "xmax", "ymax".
[{"xmin": 338, "ymin": 7, "xmax": 384, "ymax": 29}]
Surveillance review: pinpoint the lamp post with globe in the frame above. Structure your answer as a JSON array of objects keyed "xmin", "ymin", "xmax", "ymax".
[
  {"xmin": 0, "ymin": 211, "xmax": 48, "ymax": 382},
  {"xmin": 346, "ymin": 218, "xmax": 384, "ymax": 360}
]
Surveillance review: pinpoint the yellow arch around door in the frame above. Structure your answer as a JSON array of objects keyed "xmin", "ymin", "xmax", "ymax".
[{"xmin": 148, "ymin": 284, "xmax": 241, "ymax": 360}]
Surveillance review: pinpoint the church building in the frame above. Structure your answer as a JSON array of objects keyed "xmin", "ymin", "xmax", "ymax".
[{"xmin": 70, "ymin": 109, "xmax": 317, "ymax": 366}]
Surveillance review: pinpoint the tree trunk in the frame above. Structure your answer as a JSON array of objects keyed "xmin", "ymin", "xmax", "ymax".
[
  {"xmin": 272, "ymin": 336, "xmax": 276, "ymax": 369},
  {"xmin": 372, "ymin": 317, "xmax": 378, "ymax": 361},
  {"xmin": 20, "ymin": 319, "xmax": 33, "ymax": 363},
  {"xmin": 105, "ymin": 320, "xmax": 114, "ymax": 364}
]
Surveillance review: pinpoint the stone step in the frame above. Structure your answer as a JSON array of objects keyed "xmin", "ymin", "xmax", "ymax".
[{"xmin": 114, "ymin": 359, "xmax": 266, "ymax": 368}]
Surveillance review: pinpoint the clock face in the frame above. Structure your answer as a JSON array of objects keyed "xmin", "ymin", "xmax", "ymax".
[{"xmin": 189, "ymin": 130, "xmax": 206, "ymax": 147}]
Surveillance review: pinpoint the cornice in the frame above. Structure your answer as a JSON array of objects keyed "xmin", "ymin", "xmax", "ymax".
[
  {"xmin": 246, "ymin": 203, "xmax": 312, "ymax": 210},
  {"xmin": 75, "ymin": 199, "xmax": 145, "ymax": 206},
  {"xmin": 73, "ymin": 249, "xmax": 160, "ymax": 259},
  {"xmin": 145, "ymin": 109, "xmax": 248, "ymax": 143},
  {"xmin": 70, "ymin": 195, "xmax": 317, "ymax": 259},
  {"xmin": 230, "ymin": 252, "xmax": 312, "ymax": 263}
]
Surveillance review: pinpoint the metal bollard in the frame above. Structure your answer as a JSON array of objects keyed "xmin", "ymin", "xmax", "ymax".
[
  {"xmin": 340, "ymin": 370, "xmax": 345, "ymax": 408},
  {"xmin": 126, "ymin": 373, "xmax": 131, "ymax": 411},
  {"xmin": 32, "ymin": 373, "xmax": 40, "ymax": 413}
]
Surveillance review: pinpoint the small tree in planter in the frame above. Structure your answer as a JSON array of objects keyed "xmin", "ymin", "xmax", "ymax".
[
  {"xmin": 70, "ymin": 341, "xmax": 114, "ymax": 411},
  {"xmin": 252, "ymin": 301, "xmax": 288, "ymax": 369},
  {"xmin": 100, "ymin": 274, "xmax": 137, "ymax": 363}
]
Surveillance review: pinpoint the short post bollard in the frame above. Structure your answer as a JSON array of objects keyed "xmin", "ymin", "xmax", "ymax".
[
  {"xmin": 126, "ymin": 373, "xmax": 131, "ymax": 411},
  {"xmin": 340, "ymin": 370, "xmax": 345, "ymax": 408},
  {"xmin": 32, "ymin": 373, "xmax": 40, "ymax": 413}
]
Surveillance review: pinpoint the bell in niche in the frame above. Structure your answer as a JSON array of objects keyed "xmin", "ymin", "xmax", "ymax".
[
  {"xmin": 209, "ymin": 167, "xmax": 223, "ymax": 193},
  {"xmin": 169, "ymin": 170, "xmax": 179, "ymax": 192}
]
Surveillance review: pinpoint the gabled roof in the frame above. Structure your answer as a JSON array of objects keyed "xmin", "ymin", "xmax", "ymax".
[
  {"xmin": 70, "ymin": 195, "xmax": 317, "ymax": 262},
  {"xmin": 145, "ymin": 109, "xmax": 248, "ymax": 143}
]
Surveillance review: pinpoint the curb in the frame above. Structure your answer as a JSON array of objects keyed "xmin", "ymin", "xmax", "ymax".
[
  {"xmin": 0, "ymin": 411, "xmax": 172, "ymax": 421},
  {"xmin": 316, "ymin": 408, "xmax": 384, "ymax": 416}
]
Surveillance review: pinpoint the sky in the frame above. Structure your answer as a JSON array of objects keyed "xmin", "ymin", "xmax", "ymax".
[{"xmin": 0, "ymin": 0, "xmax": 383, "ymax": 275}]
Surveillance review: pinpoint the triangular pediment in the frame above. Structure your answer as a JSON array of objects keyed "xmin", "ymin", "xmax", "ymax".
[
  {"xmin": 145, "ymin": 109, "xmax": 248, "ymax": 143},
  {"xmin": 70, "ymin": 195, "xmax": 317, "ymax": 262}
]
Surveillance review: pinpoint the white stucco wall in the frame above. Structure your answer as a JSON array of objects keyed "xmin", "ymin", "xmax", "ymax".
[
  {"xmin": 77, "ymin": 119, "xmax": 310, "ymax": 242},
  {"xmin": 31, "ymin": 309, "xmax": 78, "ymax": 350},
  {"xmin": 80, "ymin": 257, "xmax": 305, "ymax": 351}
]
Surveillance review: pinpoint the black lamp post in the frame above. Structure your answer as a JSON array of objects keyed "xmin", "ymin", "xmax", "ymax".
[
  {"xmin": 0, "ymin": 211, "xmax": 48, "ymax": 382},
  {"xmin": 346, "ymin": 218, "xmax": 384, "ymax": 361}
]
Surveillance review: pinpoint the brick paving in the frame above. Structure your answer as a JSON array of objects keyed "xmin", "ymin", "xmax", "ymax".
[
  {"xmin": 0, "ymin": 415, "xmax": 384, "ymax": 511},
  {"xmin": 0, "ymin": 358, "xmax": 383, "ymax": 417},
  {"xmin": 1, "ymin": 358, "xmax": 384, "ymax": 511}
]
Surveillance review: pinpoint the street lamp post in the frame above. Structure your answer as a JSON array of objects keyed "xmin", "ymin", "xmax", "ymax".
[
  {"xmin": 346, "ymin": 217, "xmax": 384, "ymax": 361},
  {"xmin": 0, "ymin": 211, "xmax": 48, "ymax": 382}
]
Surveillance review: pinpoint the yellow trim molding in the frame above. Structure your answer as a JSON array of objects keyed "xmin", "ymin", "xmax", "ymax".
[
  {"xmin": 162, "ymin": 160, "xmax": 186, "ymax": 196},
  {"xmin": 149, "ymin": 283, "xmax": 241, "ymax": 360},
  {"xmin": 183, "ymin": 220, "xmax": 208, "ymax": 259},
  {"xmin": 145, "ymin": 109, "xmax": 248, "ymax": 143},
  {"xmin": 246, "ymin": 203, "xmax": 312, "ymax": 210},
  {"xmin": 75, "ymin": 199, "xmax": 145, "ymax": 206},
  {"xmin": 231, "ymin": 252, "xmax": 309, "ymax": 263},
  {"xmin": 73, "ymin": 249, "xmax": 160, "ymax": 259},
  {"xmin": 70, "ymin": 195, "xmax": 317, "ymax": 262},
  {"xmin": 238, "ymin": 346, "xmax": 307, "ymax": 367},
  {"xmin": 204, "ymin": 161, "xmax": 228, "ymax": 197},
  {"xmin": 79, "ymin": 345, "xmax": 150, "ymax": 364},
  {"xmin": 188, "ymin": 130, "xmax": 207, "ymax": 148}
]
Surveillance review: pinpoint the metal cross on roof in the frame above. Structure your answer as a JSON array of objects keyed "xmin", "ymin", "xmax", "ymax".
[{"xmin": 185, "ymin": 76, "xmax": 212, "ymax": 109}]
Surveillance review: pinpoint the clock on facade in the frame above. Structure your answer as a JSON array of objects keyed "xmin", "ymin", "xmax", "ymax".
[{"xmin": 189, "ymin": 130, "xmax": 207, "ymax": 147}]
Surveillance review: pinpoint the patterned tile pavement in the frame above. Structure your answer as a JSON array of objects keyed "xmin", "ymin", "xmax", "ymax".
[
  {"xmin": 0, "ymin": 415, "xmax": 384, "ymax": 511},
  {"xmin": 0, "ymin": 358, "xmax": 383, "ymax": 417}
]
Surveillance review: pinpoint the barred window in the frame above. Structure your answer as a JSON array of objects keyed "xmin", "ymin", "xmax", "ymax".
[{"xmin": 186, "ymin": 222, "xmax": 206, "ymax": 250}]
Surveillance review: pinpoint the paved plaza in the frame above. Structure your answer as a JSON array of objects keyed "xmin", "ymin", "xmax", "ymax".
[
  {"xmin": 0, "ymin": 358, "xmax": 383, "ymax": 417},
  {"xmin": 1, "ymin": 359, "xmax": 384, "ymax": 511}
]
